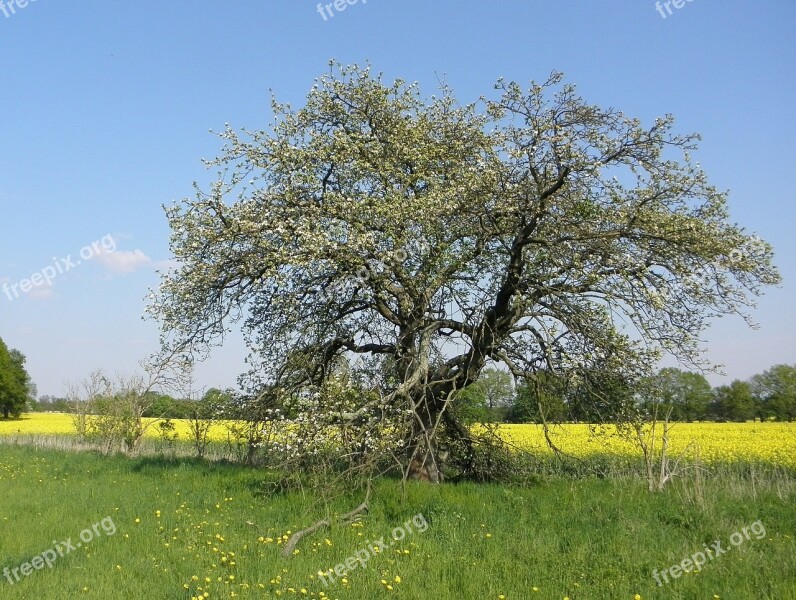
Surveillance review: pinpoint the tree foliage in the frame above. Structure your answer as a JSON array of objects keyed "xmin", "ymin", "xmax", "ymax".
[
  {"xmin": 477, "ymin": 367, "xmax": 515, "ymax": 410},
  {"xmin": 710, "ymin": 380, "xmax": 757, "ymax": 422},
  {"xmin": 0, "ymin": 338, "xmax": 34, "ymax": 419},
  {"xmin": 453, "ymin": 367, "xmax": 514, "ymax": 424},
  {"xmin": 67, "ymin": 362, "xmax": 190, "ymax": 454},
  {"xmin": 750, "ymin": 364, "xmax": 796, "ymax": 422},
  {"xmin": 641, "ymin": 368, "xmax": 712, "ymax": 422},
  {"xmin": 152, "ymin": 64, "xmax": 779, "ymax": 482}
]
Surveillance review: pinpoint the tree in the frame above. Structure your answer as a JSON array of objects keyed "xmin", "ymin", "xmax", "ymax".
[
  {"xmin": 142, "ymin": 392, "xmax": 181, "ymax": 418},
  {"xmin": 152, "ymin": 64, "xmax": 779, "ymax": 482},
  {"xmin": 711, "ymin": 380, "xmax": 756, "ymax": 422},
  {"xmin": 83, "ymin": 373, "xmax": 154, "ymax": 454},
  {"xmin": 68, "ymin": 362, "xmax": 190, "ymax": 454},
  {"xmin": 32, "ymin": 395, "xmax": 70, "ymax": 412},
  {"xmin": 751, "ymin": 364, "xmax": 796, "ymax": 422},
  {"xmin": 642, "ymin": 368, "xmax": 712, "ymax": 422},
  {"xmin": 184, "ymin": 388, "xmax": 229, "ymax": 459},
  {"xmin": 9, "ymin": 350, "xmax": 36, "ymax": 412},
  {"xmin": 454, "ymin": 367, "xmax": 514, "ymax": 423},
  {"xmin": 507, "ymin": 371, "xmax": 567, "ymax": 423},
  {"xmin": 567, "ymin": 367, "xmax": 636, "ymax": 423},
  {"xmin": 0, "ymin": 339, "xmax": 33, "ymax": 419},
  {"xmin": 477, "ymin": 368, "xmax": 515, "ymax": 410},
  {"xmin": 450, "ymin": 383, "xmax": 490, "ymax": 425}
]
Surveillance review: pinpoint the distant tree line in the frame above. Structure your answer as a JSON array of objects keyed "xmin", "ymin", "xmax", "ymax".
[
  {"xmin": 32, "ymin": 388, "xmax": 232, "ymax": 420},
  {"xmin": 504, "ymin": 364, "xmax": 796, "ymax": 424}
]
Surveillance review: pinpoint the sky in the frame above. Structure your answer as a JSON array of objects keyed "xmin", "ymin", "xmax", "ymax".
[{"xmin": 1, "ymin": 0, "xmax": 794, "ymax": 398}]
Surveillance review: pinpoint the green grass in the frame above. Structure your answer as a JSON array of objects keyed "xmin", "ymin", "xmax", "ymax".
[{"xmin": 0, "ymin": 444, "xmax": 794, "ymax": 600}]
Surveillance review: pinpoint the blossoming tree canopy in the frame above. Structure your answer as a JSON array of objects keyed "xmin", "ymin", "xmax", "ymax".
[{"xmin": 151, "ymin": 64, "xmax": 780, "ymax": 483}]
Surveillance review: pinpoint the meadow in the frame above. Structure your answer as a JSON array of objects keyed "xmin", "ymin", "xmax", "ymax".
[{"xmin": 0, "ymin": 417, "xmax": 794, "ymax": 599}]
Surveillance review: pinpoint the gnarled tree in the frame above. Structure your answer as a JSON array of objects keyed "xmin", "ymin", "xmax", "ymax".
[{"xmin": 151, "ymin": 64, "xmax": 779, "ymax": 483}]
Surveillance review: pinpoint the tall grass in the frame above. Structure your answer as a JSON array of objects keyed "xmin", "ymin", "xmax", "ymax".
[{"xmin": 0, "ymin": 444, "xmax": 793, "ymax": 599}]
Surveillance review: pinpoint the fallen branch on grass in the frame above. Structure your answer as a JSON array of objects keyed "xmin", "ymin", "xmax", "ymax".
[{"xmin": 281, "ymin": 484, "xmax": 371, "ymax": 558}]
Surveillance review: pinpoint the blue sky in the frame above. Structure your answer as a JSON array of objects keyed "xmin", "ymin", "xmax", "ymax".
[{"xmin": 1, "ymin": 0, "xmax": 794, "ymax": 397}]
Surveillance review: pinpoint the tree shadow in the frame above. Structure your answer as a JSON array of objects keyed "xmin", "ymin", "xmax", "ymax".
[
  {"xmin": 0, "ymin": 414, "xmax": 29, "ymax": 421},
  {"xmin": 128, "ymin": 454, "xmax": 249, "ymax": 475}
]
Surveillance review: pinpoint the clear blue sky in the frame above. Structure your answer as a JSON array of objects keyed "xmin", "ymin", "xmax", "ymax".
[{"xmin": 1, "ymin": 0, "xmax": 794, "ymax": 397}]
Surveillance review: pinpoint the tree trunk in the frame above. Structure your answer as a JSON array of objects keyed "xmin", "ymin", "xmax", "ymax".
[
  {"xmin": 406, "ymin": 393, "xmax": 444, "ymax": 483},
  {"xmin": 407, "ymin": 438, "xmax": 442, "ymax": 483}
]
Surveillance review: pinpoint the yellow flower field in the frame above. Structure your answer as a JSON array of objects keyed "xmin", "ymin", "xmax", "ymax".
[
  {"xmin": 1, "ymin": 413, "xmax": 795, "ymax": 468},
  {"xmin": 496, "ymin": 422, "xmax": 796, "ymax": 468},
  {"xmin": 0, "ymin": 412, "xmax": 229, "ymax": 442}
]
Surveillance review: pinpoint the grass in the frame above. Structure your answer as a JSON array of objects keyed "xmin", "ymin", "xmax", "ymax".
[{"xmin": 0, "ymin": 444, "xmax": 794, "ymax": 599}]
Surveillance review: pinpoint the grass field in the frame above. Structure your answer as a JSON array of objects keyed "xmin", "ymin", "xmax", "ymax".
[{"xmin": 1, "ymin": 431, "xmax": 795, "ymax": 598}]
